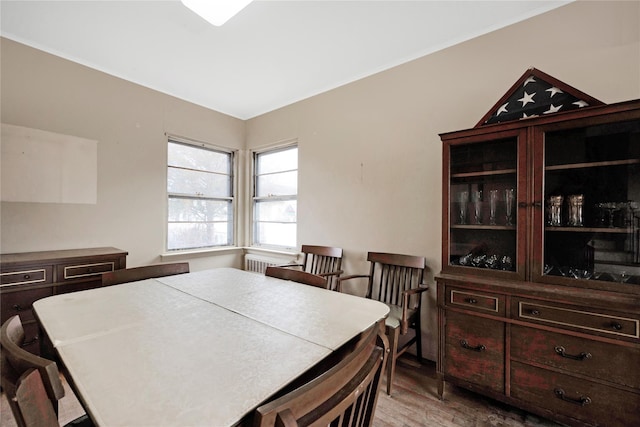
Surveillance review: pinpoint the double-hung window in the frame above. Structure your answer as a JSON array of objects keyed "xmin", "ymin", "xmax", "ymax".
[
  {"xmin": 253, "ymin": 144, "xmax": 298, "ymax": 249},
  {"xmin": 167, "ymin": 138, "xmax": 234, "ymax": 250}
]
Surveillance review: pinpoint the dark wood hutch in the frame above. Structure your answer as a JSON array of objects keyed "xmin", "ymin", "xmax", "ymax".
[{"xmin": 436, "ymin": 69, "xmax": 640, "ymax": 427}]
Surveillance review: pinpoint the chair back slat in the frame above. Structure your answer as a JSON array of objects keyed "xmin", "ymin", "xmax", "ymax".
[
  {"xmin": 253, "ymin": 325, "xmax": 387, "ymax": 427},
  {"xmin": 102, "ymin": 262, "xmax": 189, "ymax": 286},
  {"xmin": 15, "ymin": 369, "xmax": 59, "ymax": 427},
  {"xmin": 367, "ymin": 252, "xmax": 425, "ymax": 309},
  {"xmin": 301, "ymin": 245, "xmax": 343, "ymax": 291}
]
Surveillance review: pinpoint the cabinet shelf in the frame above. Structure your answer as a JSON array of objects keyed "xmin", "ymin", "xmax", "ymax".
[
  {"xmin": 545, "ymin": 226, "xmax": 631, "ymax": 234},
  {"xmin": 545, "ymin": 158, "xmax": 640, "ymax": 172},
  {"xmin": 451, "ymin": 168, "xmax": 516, "ymax": 179},
  {"xmin": 452, "ymin": 224, "xmax": 516, "ymax": 231}
]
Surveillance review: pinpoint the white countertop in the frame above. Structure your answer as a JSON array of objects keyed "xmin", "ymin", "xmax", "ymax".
[{"xmin": 34, "ymin": 268, "xmax": 389, "ymax": 427}]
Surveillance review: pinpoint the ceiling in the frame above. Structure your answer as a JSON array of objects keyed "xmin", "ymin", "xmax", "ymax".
[{"xmin": 0, "ymin": 1, "xmax": 571, "ymax": 120}]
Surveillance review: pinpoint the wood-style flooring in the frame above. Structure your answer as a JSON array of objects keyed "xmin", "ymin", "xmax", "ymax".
[{"xmin": 1, "ymin": 354, "xmax": 563, "ymax": 427}]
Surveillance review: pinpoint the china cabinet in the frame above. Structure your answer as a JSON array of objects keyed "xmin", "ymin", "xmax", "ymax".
[
  {"xmin": 0, "ymin": 247, "xmax": 127, "ymax": 354},
  {"xmin": 437, "ymin": 69, "xmax": 640, "ymax": 427}
]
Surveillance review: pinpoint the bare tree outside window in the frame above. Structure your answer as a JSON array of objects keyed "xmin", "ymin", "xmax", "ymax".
[{"xmin": 167, "ymin": 139, "xmax": 234, "ymax": 250}]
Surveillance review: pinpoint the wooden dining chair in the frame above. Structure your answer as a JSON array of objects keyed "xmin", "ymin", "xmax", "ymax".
[
  {"xmin": 265, "ymin": 266, "xmax": 328, "ymax": 289},
  {"xmin": 337, "ymin": 252, "xmax": 429, "ymax": 395},
  {"xmin": 101, "ymin": 262, "xmax": 189, "ymax": 286},
  {"xmin": 1, "ymin": 315, "xmax": 93, "ymax": 427},
  {"xmin": 280, "ymin": 245, "xmax": 343, "ymax": 290},
  {"xmin": 253, "ymin": 325, "xmax": 388, "ymax": 427}
]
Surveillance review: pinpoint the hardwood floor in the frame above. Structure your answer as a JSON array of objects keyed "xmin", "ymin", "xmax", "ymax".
[
  {"xmin": 374, "ymin": 356, "xmax": 562, "ymax": 427},
  {"xmin": 1, "ymin": 355, "xmax": 562, "ymax": 427}
]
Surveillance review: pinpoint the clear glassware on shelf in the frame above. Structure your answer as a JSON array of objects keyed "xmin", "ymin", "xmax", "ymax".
[
  {"xmin": 600, "ymin": 202, "xmax": 620, "ymax": 228},
  {"xmin": 457, "ymin": 191, "xmax": 468, "ymax": 224},
  {"xmin": 568, "ymin": 194, "xmax": 584, "ymax": 227},
  {"xmin": 548, "ymin": 195, "xmax": 563, "ymax": 226},
  {"xmin": 472, "ymin": 190, "xmax": 483, "ymax": 224},
  {"xmin": 489, "ymin": 190, "xmax": 499, "ymax": 225},
  {"xmin": 504, "ymin": 188, "xmax": 515, "ymax": 226}
]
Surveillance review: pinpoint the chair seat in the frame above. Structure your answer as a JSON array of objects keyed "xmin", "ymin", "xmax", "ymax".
[{"xmin": 383, "ymin": 304, "xmax": 417, "ymax": 330}]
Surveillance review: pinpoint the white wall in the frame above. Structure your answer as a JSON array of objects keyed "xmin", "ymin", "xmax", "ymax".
[
  {"xmin": 245, "ymin": 1, "xmax": 640, "ymax": 360},
  {"xmin": 1, "ymin": 1, "xmax": 639, "ymax": 361},
  {"xmin": 0, "ymin": 38, "xmax": 246, "ymax": 268}
]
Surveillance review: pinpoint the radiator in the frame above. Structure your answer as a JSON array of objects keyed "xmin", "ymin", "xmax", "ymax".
[{"xmin": 243, "ymin": 254, "xmax": 283, "ymax": 274}]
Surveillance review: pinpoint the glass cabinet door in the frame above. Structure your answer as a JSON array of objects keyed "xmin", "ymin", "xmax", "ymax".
[
  {"xmin": 445, "ymin": 130, "xmax": 526, "ymax": 279},
  {"xmin": 535, "ymin": 119, "xmax": 640, "ymax": 289}
]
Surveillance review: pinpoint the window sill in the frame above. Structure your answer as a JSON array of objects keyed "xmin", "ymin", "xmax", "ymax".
[{"xmin": 160, "ymin": 246, "xmax": 243, "ymax": 261}]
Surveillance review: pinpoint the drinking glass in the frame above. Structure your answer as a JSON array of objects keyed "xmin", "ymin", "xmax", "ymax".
[
  {"xmin": 568, "ymin": 194, "xmax": 584, "ymax": 227},
  {"xmin": 504, "ymin": 189, "xmax": 515, "ymax": 226},
  {"xmin": 489, "ymin": 190, "xmax": 499, "ymax": 225},
  {"xmin": 457, "ymin": 191, "xmax": 468, "ymax": 224},
  {"xmin": 472, "ymin": 190, "xmax": 483, "ymax": 224},
  {"xmin": 548, "ymin": 195, "xmax": 563, "ymax": 226}
]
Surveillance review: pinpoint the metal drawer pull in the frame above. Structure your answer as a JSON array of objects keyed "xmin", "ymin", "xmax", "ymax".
[
  {"xmin": 21, "ymin": 335, "xmax": 39, "ymax": 347},
  {"xmin": 23, "ymin": 274, "xmax": 31, "ymax": 279},
  {"xmin": 554, "ymin": 346, "xmax": 592, "ymax": 361},
  {"xmin": 554, "ymin": 388, "xmax": 591, "ymax": 406},
  {"xmin": 12, "ymin": 304, "xmax": 24, "ymax": 312},
  {"xmin": 530, "ymin": 309, "xmax": 541, "ymax": 316},
  {"xmin": 465, "ymin": 298, "xmax": 478, "ymax": 304},
  {"xmin": 460, "ymin": 339, "xmax": 486, "ymax": 352}
]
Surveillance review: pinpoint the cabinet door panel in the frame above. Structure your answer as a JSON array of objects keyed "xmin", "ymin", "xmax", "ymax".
[
  {"xmin": 444, "ymin": 311, "xmax": 504, "ymax": 392},
  {"xmin": 511, "ymin": 325, "xmax": 640, "ymax": 388},
  {"xmin": 511, "ymin": 361, "xmax": 640, "ymax": 427}
]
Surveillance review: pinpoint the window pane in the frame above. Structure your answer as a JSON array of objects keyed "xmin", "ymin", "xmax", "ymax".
[
  {"xmin": 168, "ymin": 167, "xmax": 231, "ymax": 197},
  {"xmin": 167, "ymin": 222, "xmax": 231, "ymax": 250},
  {"xmin": 168, "ymin": 197, "xmax": 231, "ymax": 222},
  {"xmin": 255, "ymin": 222, "xmax": 296, "ymax": 248},
  {"xmin": 255, "ymin": 200, "xmax": 297, "ymax": 223},
  {"xmin": 256, "ymin": 171, "xmax": 297, "ymax": 197},
  {"xmin": 168, "ymin": 142, "xmax": 230, "ymax": 174},
  {"xmin": 257, "ymin": 147, "xmax": 298, "ymax": 174}
]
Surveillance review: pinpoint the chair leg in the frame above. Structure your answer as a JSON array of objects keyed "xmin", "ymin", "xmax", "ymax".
[
  {"xmin": 414, "ymin": 321, "xmax": 423, "ymax": 362},
  {"xmin": 385, "ymin": 326, "xmax": 400, "ymax": 396}
]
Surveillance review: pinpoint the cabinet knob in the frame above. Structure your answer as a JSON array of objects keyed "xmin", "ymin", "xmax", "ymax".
[
  {"xmin": 23, "ymin": 274, "xmax": 31, "ymax": 279},
  {"xmin": 610, "ymin": 322, "xmax": 623, "ymax": 330},
  {"xmin": 530, "ymin": 309, "xmax": 541, "ymax": 316},
  {"xmin": 12, "ymin": 304, "xmax": 23, "ymax": 312},
  {"xmin": 465, "ymin": 298, "xmax": 478, "ymax": 304}
]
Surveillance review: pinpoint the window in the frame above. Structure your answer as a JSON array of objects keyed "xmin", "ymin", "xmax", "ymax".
[
  {"xmin": 167, "ymin": 138, "xmax": 234, "ymax": 250},
  {"xmin": 253, "ymin": 144, "xmax": 298, "ymax": 249}
]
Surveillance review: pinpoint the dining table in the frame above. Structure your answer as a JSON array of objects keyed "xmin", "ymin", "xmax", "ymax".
[{"xmin": 33, "ymin": 267, "xmax": 389, "ymax": 427}]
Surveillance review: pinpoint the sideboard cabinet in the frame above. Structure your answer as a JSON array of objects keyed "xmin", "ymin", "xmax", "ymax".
[
  {"xmin": 0, "ymin": 247, "xmax": 127, "ymax": 354},
  {"xmin": 437, "ymin": 89, "xmax": 640, "ymax": 427}
]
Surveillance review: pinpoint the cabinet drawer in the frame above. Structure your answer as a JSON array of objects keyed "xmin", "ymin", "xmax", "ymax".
[
  {"xmin": 514, "ymin": 299, "xmax": 639, "ymax": 340},
  {"xmin": 447, "ymin": 287, "xmax": 505, "ymax": 315},
  {"xmin": 0, "ymin": 287, "xmax": 53, "ymax": 322},
  {"xmin": 445, "ymin": 311, "xmax": 505, "ymax": 393},
  {"xmin": 511, "ymin": 361, "xmax": 640, "ymax": 427},
  {"xmin": 1, "ymin": 266, "xmax": 53, "ymax": 287},
  {"xmin": 59, "ymin": 260, "xmax": 116, "ymax": 281},
  {"xmin": 511, "ymin": 325, "xmax": 640, "ymax": 389}
]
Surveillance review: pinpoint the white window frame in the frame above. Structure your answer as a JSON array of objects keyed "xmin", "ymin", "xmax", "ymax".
[
  {"xmin": 167, "ymin": 136, "xmax": 236, "ymax": 251},
  {"xmin": 251, "ymin": 142, "xmax": 298, "ymax": 250}
]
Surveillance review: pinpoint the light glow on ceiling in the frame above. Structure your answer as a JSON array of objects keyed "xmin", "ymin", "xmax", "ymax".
[{"xmin": 181, "ymin": 0, "xmax": 253, "ymax": 26}]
